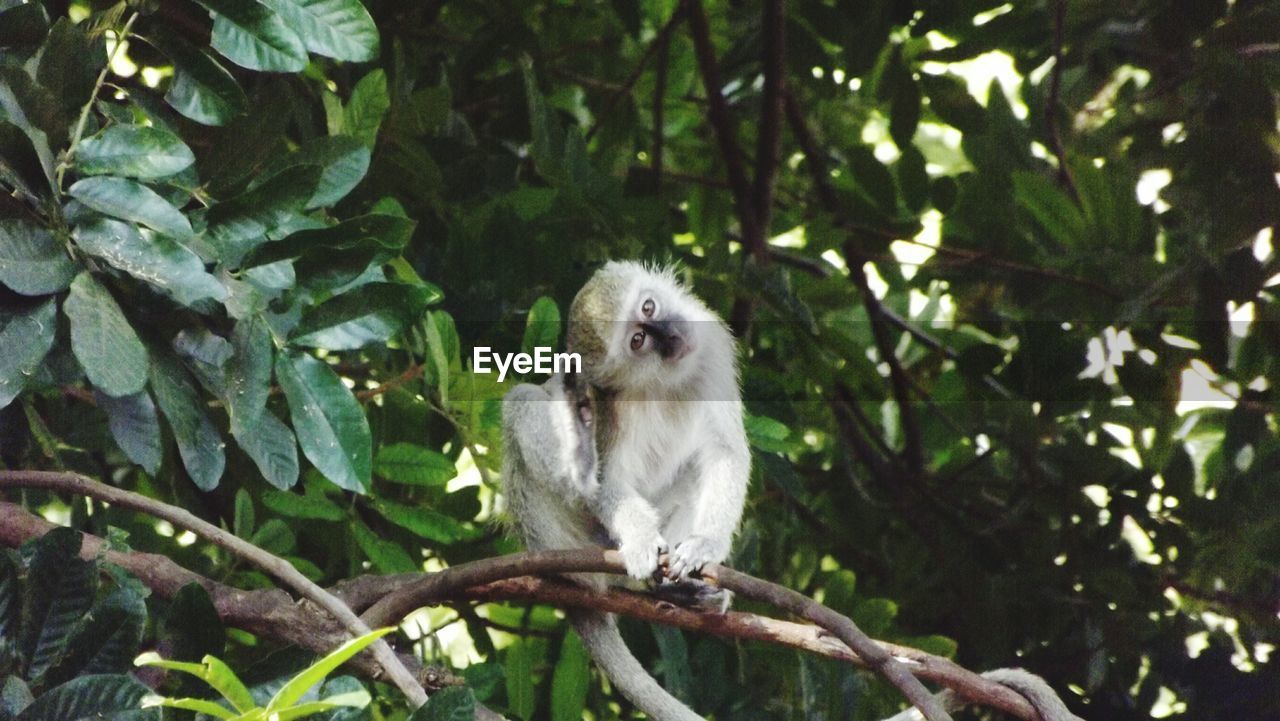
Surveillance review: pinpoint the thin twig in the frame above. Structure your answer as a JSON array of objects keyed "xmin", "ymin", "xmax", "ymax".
[
  {"xmin": 1045, "ymin": 0, "xmax": 1077, "ymax": 198},
  {"xmin": 0, "ymin": 471, "xmax": 430, "ymax": 707},
  {"xmin": 58, "ymin": 11, "xmax": 139, "ymax": 193},
  {"xmin": 751, "ymin": 0, "xmax": 786, "ymax": 244},
  {"xmin": 584, "ymin": 6, "xmax": 687, "ymax": 142},
  {"xmin": 356, "ymin": 364, "xmax": 425, "ymax": 401}
]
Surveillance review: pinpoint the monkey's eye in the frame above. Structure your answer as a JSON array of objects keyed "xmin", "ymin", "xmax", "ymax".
[
  {"xmin": 641, "ymin": 298, "xmax": 655, "ymax": 317},
  {"xmin": 630, "ymin": 331, "xmax": 646, "ymax": 351}
]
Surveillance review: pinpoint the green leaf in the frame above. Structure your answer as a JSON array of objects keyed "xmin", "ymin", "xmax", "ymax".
[
  {"xmin": 373, "ymin": 443, "xmax": 455, "ymax": 486},
  {"xmin": 0, "ymin": 120, "xmax": 55, "ymax": 201},
  {"xmin": 96, "ymin": 390, "xmax": 163, "ymax": 475},
  {"xmin": 255, "ymin": 135, "xmax": 371, "ymax": 209},
  {"xmin": 201, "ymin": 164, "xmax": 321, "ymax": 264},
  {"xmin": 550, "ymin": 631, "xmax": 589, "ymax": 721},
  {"xmin": 64, "ymin": 272, "xmax": 148, "ymax": 397},
  {"xmin": 0, "ymin": 219, "xmax": 76, "ymax": 296},
  {"xmin": 290, "ymin": 282, "xmax": 440, "ymax": 350},
  {"xmin": 35, "ymin": 19, "xmax": 102, "ymax": 113},
  {"xmin": 350, "ymin": 520, "xmax": 417, "ymax": 573},
  {"xmin": 408, "ymin": 686, "xmax": 476, "ymax": 721},
  {"xmin": 276, "ymin": 351, "xmax": 371, "ymax": 493},
  {"xmin": 264, "ymin": 628, "xmax": 394, "ymax": 713},
  {"xmin": 256, "ymin": 0, "xmax": 379, "ymax": 62},
  {"xmin": 150, "ymin": 353, "xmax": 225, "ymax": 491},
  {"xmin": 744, "ymin": 413, "xmax": 791, "ymax": 453},
  {"xmin": 135, "ymin": 653, "xmax": 255, "ymax": 713},
  {"xmin": 0, "ymin": 3, "xmax": 48, "ymax": 49},
  {"xmin": 520, "ymin": 296, "xmax": 560, "ymax": 356},
  {"xmin": 249, "ymin": 518, "xmax": 295, "ymax": 554},
  {"xmin": 504, "ymin": 639, "xmax": 535, "ymax": 721},
  {"xmin": 650, "ymin": 626, "xmax": 692, "ymax": 702},
  {"xmin": 195, "ymin": 0, "xmax": 308, "ymax": 72},
  {"xmin": 140, "ymin": 697, "xmax": 235, "ymax": 719},
  {"xmin": 72, "ymin": 218, "xmax": 225, "ymax": 306},
  {"xmin": 226, "ymin": 316, "xmax": 298, "ymax": 489},
  {"xmin": 372, "ymin": 499, "xmax": 467, "ymax": 544},
  {"xmin": 0, "ymin": 675, "xmax": 33, "ymax": 719},
  {"xmin": 42, "ymin": 587, "xmax": 146, "ymax": 685},
  {"xmin": 74, "ymin": 125, "xmax": 195, "ymax": 179},
  {"xmin": 13, "ymin": 674, "xmax": 154, "ymax": 721},
  {"xmin": 233, "ymin": 488, "xmax": 255, "ymax": 538},
  {"xmin": 344, "ymin": 70, "xmax": 389, "ymax": 149},
  {"xmin": 159, "ymin": 583, "xmax": 226, "ymax": 664},
  {"xmin": 68, "ymin": 177, "xmax": 193, "ymax": 240},
  {"xmin": 1012, "ymin": 170, "xmax": 1086, "ymax": 248},
  {"xmin": 261, "ymin": 489, "xmax": 345, "ymax": 521},
  {"xmin": 150, "ymin": 31, "xmax": 248, "ymax": 125},
  {"xmin": 0, "ymin": 552, "xmax": 18, "ymax": 641},
  {"xmin": 0, "ymin": 299, "xmax": 56, "ymax": 409},
  {"xmin": 242, "ymin": 213, "xmax": 415, "ymax": 268},
  {"xmin": 21, "ymin": 527, "xmax": 95, "ymax": 680}
]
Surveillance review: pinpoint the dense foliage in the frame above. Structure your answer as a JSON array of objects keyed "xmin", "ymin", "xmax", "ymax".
[{"xmin": 1, "ymin": 0, "xmax": 1278, "ymax": 719}]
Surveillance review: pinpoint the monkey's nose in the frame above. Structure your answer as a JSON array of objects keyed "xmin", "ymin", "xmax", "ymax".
[{"xmin": 649, "ymin": 319, "xmax": 692, "ymax": 361}]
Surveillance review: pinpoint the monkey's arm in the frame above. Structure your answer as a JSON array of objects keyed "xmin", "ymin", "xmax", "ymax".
[
  {"xmin": 668, "ymin": 440, "xmax": 750, "ymax": 579},
  {"xmin": 502, "ymin": 376, "xmax": 597, "ymax": 498},
  {"xmin": 594, "ymin": 464, "xmax": 667, "ymax": 580}
]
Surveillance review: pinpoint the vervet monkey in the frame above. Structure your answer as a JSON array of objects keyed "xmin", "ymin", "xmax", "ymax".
[
  {"xmin": 502, "ymin": 263, "xmax": 1080, "ymax": 721},
  {"xmin": 503, "ymin": 262, "xmax": 749, "ymax": 721}
]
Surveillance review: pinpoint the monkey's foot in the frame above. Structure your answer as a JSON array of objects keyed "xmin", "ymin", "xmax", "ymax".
[{"xmin": 653, "ymin": 578, "xmax": 734, "ymax": 614}]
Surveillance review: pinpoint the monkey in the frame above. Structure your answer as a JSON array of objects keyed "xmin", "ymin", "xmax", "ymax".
[
  {"xmin": 882, "ymin": 667, "xmax": 1085, "ymax": 721},
  {"xmin": 502, "ymin": 261, "xmax": 749, "ymax": 721}
]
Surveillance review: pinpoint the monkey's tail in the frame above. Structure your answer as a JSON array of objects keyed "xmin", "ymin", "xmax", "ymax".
[
  {"xmin": 880, "ymin": 667, "xmax": 1084, "ymax": 721},
  {"xmin": 568, "ymin": 609, "xmax": 703, "ymax": 721}
]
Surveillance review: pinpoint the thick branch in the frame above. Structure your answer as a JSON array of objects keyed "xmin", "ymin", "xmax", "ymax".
[
  {"xmin": 0, "ymin": 501, "xmax": 1047, "ymax": 720},
  {"xmin": 685, "ymin": 0, "xmax": 759, "ymax": 248},
  {"xmin": 585, "ymin": 6, "xmax": 686, "ymax": 142},
  {"xmin": 751, "ymin": 0, "xmax": 786, "ymax": 241},
  {"xmin": 0, "ymin": 471, "xmax": 428, "ymax": 707}
]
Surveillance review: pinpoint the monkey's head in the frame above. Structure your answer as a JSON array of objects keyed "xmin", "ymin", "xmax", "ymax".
[{"xmin": 568, "ymin": 261, "xmax": 726, "ymax": 392}]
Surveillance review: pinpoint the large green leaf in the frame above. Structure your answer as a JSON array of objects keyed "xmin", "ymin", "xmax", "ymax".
[
  {"xmin": 256, "ymin": 0, "xmax": 379, "ymax": 62},
  {"xmin": 261, "ymin": 489, "xmax": 345, "ymax": 521},
  {"xmin": 68, "ymin": 178, "xmax": 192, "ymax": 240},
  {"xmin": 0, "ymin": 299, "xmax": 56, "ymax": 409},
  {"xmin": 242, "ymin": 213, "xmax": 415, "ymax": 268},
  {"xmin": 150, "ymin": 31, "xmax": 247, "ymax": 125},
  {"xmin": 350, "ymin": 520, "xmax": 417, "ymax": 573},
  {"xmin": 134, "ymin": 653, "xmax": 254, "ymax": 714},
  {"xmin": 290, "ymin": 282, "xmax": 440, "ymax": 350},
  {"xmin": 150, "ymin": 353, "xmax": 225, "ymax": 490},
  {"xmin": 0, "ymin": 219, "xmax": 76, "ymax": 295},
  {"xmin": 63, "ymin": 273, "xmax": 148, "ymax": 397},
  {"xmin": 520, "ymin": 296, "xmax": 560, "ymax": 356},
  {"xmin": 74, "ymin": 125, "xmax": 195, "ymax": 179},
  {"xmin": 276, "ymin": 351, "xmax": 371, "ymax": 492},
  {"xmin": 1012, "ymin": 170, "xmax": 1086, "ymax": 248},
  {"xmin": 40, "ymin": 587, "xmax": 146, "ymax": 687},
  {"xmin": 550, "ymin": 631, "xmax": 589, "ymax": 721},
  {"xmin": 504, "ymin": 639, "xmax": 535, "ymax": 721},
  {"xmin": 408, "ymin": 687, "xmax": 476, "ymax": 721},
  {"xmin": 373, "ymin": 443, "xmax": 455, "ymax": 486},
  {"xmin": 200, "ymin": 164, "xmax": 321, "ymax": 264},
  {"xmin": 194, "ymin": 0, "xmax": 308, "ymax": 72},
  {"xmin": 72, "ymin": 218, "xmax": 224, "ymax": 307},
  {"xmin": 343, "ymin": 70, "xmax": 389, "ymax": 149},
  {"xmin": 96, "ymin": 390, "xmax": 163, "ymax": 475},
  {"xmin": 0, "ymin": 121, "xmax": 54, "ymax": 201},
  {"xmin": 255, "ymin": 135, "xmax": 371, "ymax": 209},
  {"xmin": 371, "ymin": 499, "xmax": 468, "ymax": 544},
  {"xmin": 20, "ymin": 527, "xmax": 95, "ymax": 682},
  {"xmin": 226, "ymin": 317, "xmax": 299, "ymax": 490},
  {"xmin": 13, "ymin": 674, "xmax": 155, "ymax": 721},
  {"xmin": 264, "ymin": 628, "xmax": 393, "ymax": 713},
  {"xmin": 35, "ymin": 19, "xmax": 102, "ymax": 113}
]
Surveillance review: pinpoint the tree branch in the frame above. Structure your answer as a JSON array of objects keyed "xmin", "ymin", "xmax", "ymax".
[
  {"xmin": 1045, "ymin": 0, "xmax": 1077, "ymax": 198},
  {"xmin": 0, "ymin": 471, "xmax": 429, "ymax": 708},
  {"xmin": 0, "ymin": 500, "xmax": 1060, "ymax": 721},
  {"xmin": 584, "ymin": 6, "xmax": 687, "ymax": 142},
  {"xmin": 751, "ymin": 0, "xmax": 786, "ymax": 239}
]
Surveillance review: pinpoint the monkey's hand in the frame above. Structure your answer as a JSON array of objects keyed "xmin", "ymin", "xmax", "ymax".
[
  {"xmin": 667, "ymin": 535, "xmax": 726, "ymax": 580},
  {"xmin": 618, "ymin": 534, "xmax": 668, "ymax": 581}
]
